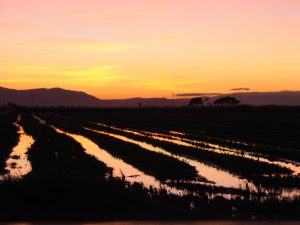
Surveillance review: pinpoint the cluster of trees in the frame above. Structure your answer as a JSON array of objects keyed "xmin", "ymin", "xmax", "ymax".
[{"xmin": 189, "ymin": 96, "xmax": 241, "ymax": 107}]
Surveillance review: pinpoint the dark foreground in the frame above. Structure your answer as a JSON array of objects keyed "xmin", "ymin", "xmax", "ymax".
[
  {"xmin": 2, "ymin": 221, "xmax": 300, "ymax": 225},
  {"xmin": 0, "ymin": 221, "xmax": 299, "ymax": 225},
  {"xmin": 0, "ymin": 106, "xmax": 300, "ymax": 221}
]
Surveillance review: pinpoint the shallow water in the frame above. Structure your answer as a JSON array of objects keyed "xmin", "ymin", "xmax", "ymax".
[
  {"xmin": 145, "ymin": 131, "xmax": 300, "ymax": 176},
  {"xmin": 34, "ymin": 115, "xmax": 248, "ymax": 198},
  {"xmin": 0, "ymin": 114, "xmax": 34, "ymax": 180},
  {"xmin": 85, "ymin": 127, "xmax": 254, "ymax": 190},
  {"xmin": 28, "ymin": 113, "xmax": 186, "ymax": 196},
  {"xmin": 33, "ymin": 115, "xmax": 300, "ymax": 199},
  {"xmin": 89, "ymin": 121, "xmax": 300, "ymax": 199},
  {"xmin": 52, "ymin": 125, "xmax": 182, "ymax": 193},
  {"xmin": 33, "ymin": 115, "xmax": 157, "ymax": 187},
  {"xmin": 96, "ymin": 122, "xmax": 300, "ymax": 175}
]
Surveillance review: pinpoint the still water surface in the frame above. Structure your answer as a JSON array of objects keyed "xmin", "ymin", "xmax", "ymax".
[
  {"xmin": 0, "ymin": 114, "xmax": 34, "ymax": 180},
  {"xmin": 90, "ymin": 121, "xmax": 300, "ymax": 199},
  {"xmin": 32, "ymin": 115, "xmax": 300, "ymax": 199},
  {"xmin": 31, "ymin": 115, "xmax": 185, "ymax": 195},
  {"xmin": 95, "ymin": 122, "xmax": 300, "ymax": 175},
  {"xmin": 86, "ymin": 126, "xmax": 252, "ymax": 190}
]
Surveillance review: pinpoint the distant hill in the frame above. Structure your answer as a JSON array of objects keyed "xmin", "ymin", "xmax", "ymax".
[
  {"xmin": 0, "ymin": 87, "xmax": 300, "ymax": 107},
  {"xmin": 102, "ymin": 91, "xmax": 300, "ymax": 107},
  {"xmin": 0, "ymin": 87, "xmax": 101, "ymax": 107}
]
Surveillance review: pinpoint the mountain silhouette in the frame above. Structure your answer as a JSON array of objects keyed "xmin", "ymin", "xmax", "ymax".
[
  {"xmin": 1, "ymin": 87, "xmax": 300, "ymax": 107},
  {"xmin": 0, "ymin": 87, "xmax": 101, "ymax": 107}
]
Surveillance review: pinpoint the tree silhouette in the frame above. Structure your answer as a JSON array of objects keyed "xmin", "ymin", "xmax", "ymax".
[
  {"xmin": 189, "ymin": 97, "xmax": 204, "ymax": 107},
  {"xmin": 213, "ymin": 97, "xmax": 241, "ymax": 106},
  {"xmin": 203, "ymin": 97, "xmax": 211, "ymax": 106}
]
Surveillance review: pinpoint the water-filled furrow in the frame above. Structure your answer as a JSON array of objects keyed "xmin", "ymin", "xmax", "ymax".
[
  {"xmin": 144, "ymin": 131, "xmax": 300, "ymax": 175},
  {"xmin": 90, "ymin": 122, "xmax": 300, "ymax": 199},
  {"xmin": 85, "ymin": 127, "xmax": 254, "ymax": 190},
  {"xmin": 32, "ymin": 115, "xmax": 185, "ymax": 195},
  {"xmin": 94, "ymin": 122, "xmax": 300, "ymax": 175},
  {"xmin": 0, "ymin": 114, "xmax": 34, "ymax": 180},
  {"xmin": 40, "ymin": 114, "xmax": 300, "ymax": 199}
]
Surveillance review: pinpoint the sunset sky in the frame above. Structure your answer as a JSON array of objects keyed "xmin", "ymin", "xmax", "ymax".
[{"xmin": 0, "ymin": 0, "xmax": 300, "ymax": 99}]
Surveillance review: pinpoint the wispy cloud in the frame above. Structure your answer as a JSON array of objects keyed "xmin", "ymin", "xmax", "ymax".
[
  {"xmin": 230, "ymin": 88, "xmax": 251, "ymax": 91},
  {"xmin": 17, "ymin": 38, "xmax": 140, "ymax": 52},
  {"xmin": 0, "ymin": 65, "xmax": 125, "ymax": 86}
]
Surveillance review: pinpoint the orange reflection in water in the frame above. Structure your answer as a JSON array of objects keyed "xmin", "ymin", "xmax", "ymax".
[
  {"xmin": 91, "ymin": 122, "xmax": 300, "ymax": 199},
  {"xmin": 98, "ymin": 122, "xmax": 300, "ymax": 176},
  {"xmin": 1, "ymin": 115, "xmax": 34, "ymax": 180},
  {"xmin": 48, "ymin": 124, "xmax": 184, "ymax": 195},
  {"xmin": 88, "ymin": 125, "xmax": 253, "ymax": 190}
]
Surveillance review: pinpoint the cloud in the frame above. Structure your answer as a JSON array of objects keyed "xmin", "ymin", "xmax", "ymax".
[
  {"xmin": 18, "ymin": 38, "xmax": 140, "ymax": 52},
  {"xmin": 0, "ymin": 65, "xmax": 124, "ymax": 86},
  {"xmin": 176, "ymin": 93, "xmax": 221, "ymax": 97},
  {"xmin": 230, "ymin": 88, "xmax": 251, "ymax": 91}
]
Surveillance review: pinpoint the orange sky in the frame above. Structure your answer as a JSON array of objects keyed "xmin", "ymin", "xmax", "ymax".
[{"xmin": 0, "ymin": 0, "xmax": 300, "ymax": 99}]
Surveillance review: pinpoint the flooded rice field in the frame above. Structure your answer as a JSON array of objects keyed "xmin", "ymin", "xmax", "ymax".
[
  {"xmin": 33, "ymin": 114, "xmax": 185, "ymax": 195},
  {"xmin": 2, "ymin": 113, "xmax": 300, "ymax": 200},
  {"xmin": 82, "ymin": 121, "xmax": 300, "ymax": 199},
  {"xmin": 94, "ymin": 122, "xmax": 300, "ymax": 176},
  {"xmin": 52, "ymin": 125, "xmax": 184, "ymax": 195},
  {"xmin": 32, "ymin": 113, "xmax": 300, "ymax": 200},
  {"xmin": 85, "ymin": 126, "xmax": 253, "ymax": 190},
  {"xmin": 1, "ymin": 110, "xmax": 300, "ymax": 220}
]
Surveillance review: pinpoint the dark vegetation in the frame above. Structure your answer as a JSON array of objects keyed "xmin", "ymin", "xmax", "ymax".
[
  {"xmin": 213, "ymin": 97, "xmax": 241, "ymax": 106},
  {"xmin": 189, "ymin": 96, "xmax": 241, "ymax": 107},
  {"xmin": 189, "ymin": 97, "xmax": 204, "ymax": 107},
  {"xmin": 1, "ymin": 107, "xmax": 300, "ymax": 220},
  {"xmin": 0, "ymin": 110, "xmax": 18, "ymax": 172}
]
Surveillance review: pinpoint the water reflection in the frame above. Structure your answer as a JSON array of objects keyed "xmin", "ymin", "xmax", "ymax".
[
  {"xmin": 53, "ymin": 126, "xmax": 183, "ymax": 193},
  {"xmin": 33, "ymin": 115, "xmax": 300, "ymax": 199},
  {"xmin": 34, "ymin": 115, "xmax": 256, "ymax": 199},
  {"xmin": 85, "ymin": 127, "xmax": 254, "ymax": 190},
  {"xmin": 96, "ymin": 122, "xmax": 300, "ymax": 175},
  {"xmin": 88, "ymin": 121, "xmax": 300, "ymax": 199},
  {"xmin": 0, "ymin": 114, "xmax": 34, "ymax": 180},
  {"xmin": 29, "ymin": 114, "xmax": 185, "ymax": 196},
  {"xmin": 151, "ymin": 131, "xmax": 300, "ymax": 176}
]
